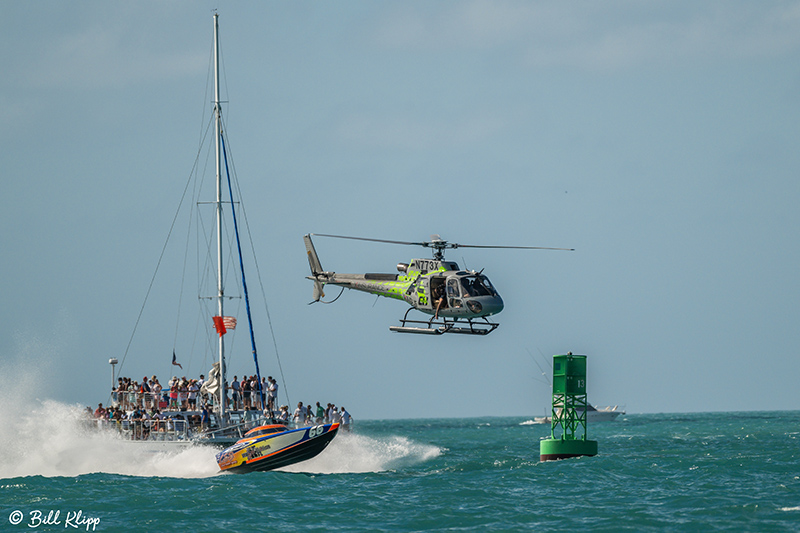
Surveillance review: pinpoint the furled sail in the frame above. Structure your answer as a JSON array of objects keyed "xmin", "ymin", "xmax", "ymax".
[{"xmin": 200, "ymin": 362, "xmax": 221, "ymax": 401}]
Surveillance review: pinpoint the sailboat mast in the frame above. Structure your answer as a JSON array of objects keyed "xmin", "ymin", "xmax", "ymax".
[{"xmin": 213, "ymin": 12, "xmax": 226, "ymax": 423}]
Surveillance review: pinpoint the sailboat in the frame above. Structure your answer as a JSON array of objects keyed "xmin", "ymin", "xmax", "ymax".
[
  {"xmin": 102, "ymin": 14, "xmax": 339, "ymax": 471},
  {"xmin": 206, "ymin": 13, "xmax": 339, "ymax": 471}
]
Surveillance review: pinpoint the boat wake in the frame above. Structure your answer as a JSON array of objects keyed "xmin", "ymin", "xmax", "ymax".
[
  {"xmin": 278, "ymin": 432, "xmax": 442, "ymax": 474},
  {"xmin": 0, "ymin": 356, "xmax": 217, "ymax": 479},
  {"xmin": 0, "ymin": 396, "xmax": 440, "ymax": 478},
  {"xmin": 0, "ymin": 396, "xmax": 441, "ymax": 478},
  {"xmin": 0, "ymin": 396, "xmax": 220, "ymax": 479},
  {"xmin": 0, "ymin": 366, "xmax": 439, "ymax": 478}
]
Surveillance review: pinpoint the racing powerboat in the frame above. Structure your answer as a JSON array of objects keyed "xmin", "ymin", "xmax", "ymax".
[{"xmin": 216, "ymin": 423, "xmax": 339, "ymax": 473}]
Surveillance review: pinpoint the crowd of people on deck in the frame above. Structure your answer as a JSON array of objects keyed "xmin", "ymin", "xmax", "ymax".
[
  {"xmin": 87, "ymin": 373, "xmax": 352, "ymax": 438},
  {"xmin": 87, "ymin": 402, "xmax": 194, "ymax": 440},
  {"xmin": 108, "ymin": 375, "xmax": 206, "ymax": 412},
  {"xmin": 287, "ymin": 401, "xmax": 352, "ymax": 430}
]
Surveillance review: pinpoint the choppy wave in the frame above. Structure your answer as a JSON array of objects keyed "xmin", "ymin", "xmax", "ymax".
[
  {"xmin": 4, "ymin": 387, "xmax": 800, "ymax": 532},
  {"xmin": 519, "ymin": 419, "xmax": 546, "ymax": 426}
]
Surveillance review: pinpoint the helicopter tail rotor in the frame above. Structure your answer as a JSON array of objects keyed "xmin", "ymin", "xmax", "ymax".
[{"xmin": 311, "ymin": 279, "xmax": 325, "ymax": 302}]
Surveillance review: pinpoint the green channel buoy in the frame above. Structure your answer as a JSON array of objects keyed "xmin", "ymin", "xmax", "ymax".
[{"xmin": 539, "ymin": 353, "xmax": 598, "ymax": 461}]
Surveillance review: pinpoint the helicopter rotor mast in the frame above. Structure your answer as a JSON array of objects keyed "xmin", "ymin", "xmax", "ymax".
[{"xmin": 309, "ymin": 233, "xmax": 574, "ymax": 261}]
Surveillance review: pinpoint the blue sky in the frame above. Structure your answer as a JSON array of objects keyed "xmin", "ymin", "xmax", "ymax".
[{"xmin": 2, "ymin": 1, "xmax": 799, "ymax": 419}]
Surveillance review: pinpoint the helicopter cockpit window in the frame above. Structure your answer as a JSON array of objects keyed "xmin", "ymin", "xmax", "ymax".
[
  {"xmin": 446, "ymin": 278, "xmax": 463, "ymax": 308},
  {"xmin": 460, "ymin": 275, "xmax": 496, "ymax": 297},
  {"xmin": 478, "ymin": 275, "xmax": 496, "ymax": 295},
  {"xmin": 446, "ymin": 278, "xmax": 460, "ymax": 297}
]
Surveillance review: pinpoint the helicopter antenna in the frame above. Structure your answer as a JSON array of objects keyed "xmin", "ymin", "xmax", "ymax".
[{"xmin": 310, "ymin": 233, "xmax": 574, "ymax": 261}]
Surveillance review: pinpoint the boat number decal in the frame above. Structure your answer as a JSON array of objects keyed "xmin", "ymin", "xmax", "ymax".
[{"xmin": 308, "ymin": 425, "xmax": 324, "ymax": 438}]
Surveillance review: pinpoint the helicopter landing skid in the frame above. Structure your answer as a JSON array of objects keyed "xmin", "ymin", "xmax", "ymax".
[{"xmin": 389, "ymin": 312, "xmax": 499, "ymax": 336}]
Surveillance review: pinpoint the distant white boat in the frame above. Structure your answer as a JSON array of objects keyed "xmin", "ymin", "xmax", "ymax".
[{"xmin": 531, "ymin": 404, "xmax": 625, "ymax": 424}]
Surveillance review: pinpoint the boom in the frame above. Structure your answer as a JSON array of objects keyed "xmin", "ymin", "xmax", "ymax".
[{"xmin": 305, "ymin": 234, "xmax": 412, "ymax": 301}]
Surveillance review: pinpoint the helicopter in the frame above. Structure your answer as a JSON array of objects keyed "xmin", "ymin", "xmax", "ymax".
[{"xmin": 304, "ymin": 233, "xmax": 573, "ymax": 335}]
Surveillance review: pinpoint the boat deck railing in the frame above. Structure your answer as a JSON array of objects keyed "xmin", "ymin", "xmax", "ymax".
[
  {"xmin": 92, "ymin": 418, "xmax": 192, "ymax": 442},
  {"xmin": 109, "ymin": 390, "xmax": 270, "ymax": 412},
  {"xmin": 92, "ymin": 412, "xmax": 290, "ymax": 443}
]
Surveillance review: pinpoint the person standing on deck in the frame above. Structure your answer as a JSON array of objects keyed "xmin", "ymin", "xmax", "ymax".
[
  {"xmin": 250, "ymin": 376, "xmax": 260, "ymax": 409},
  {"xmin": 231, "ymin": 376, "xmax": 241, "ymax": 410},
  {"xmin": 152, "ymin": 378, "xmax": 162, "ymax": 408},
  {"xmin": 201, "ymin": 405, "xmax": 210, "ymax": 431},
  {"xmin": 196, "ymin": 374, "xmax": 206, "ymax": 405},
  {"xmin": 141, "ymin": 376, "xmax": 151, "ymax": 409},
  {"xmin": 169, "ymin": 377, "xmax": 178, "ymax": 410},
  {"xmin": 188, "ymin": 379, "xmax": 199, "ymax": 409},
  {"xmin": 267, "ymin": 377, "xmax": 278, "ymax": 413},
  {"xmin": 260, "ymin": 377, "xmax": 268, "ymax": 409},
  {"xmin": 340, "ymin": 407, "xmax": 352, "ymax": 431},
  {"xmin": 178, "ymin": 378, "xmax": 188, "ymax": 410},
  {"xmin": 242, "ymin": 377, "xmax": 251, "ymax": 410},
  {"xmin": 293, "ymin": 402, "xmax": 307, "ymax": 425}
]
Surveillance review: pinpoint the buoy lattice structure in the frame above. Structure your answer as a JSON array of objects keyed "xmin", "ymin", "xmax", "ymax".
[{"xmin": 539, "ymin": 353, "xmax": 598, "ymax": 461}]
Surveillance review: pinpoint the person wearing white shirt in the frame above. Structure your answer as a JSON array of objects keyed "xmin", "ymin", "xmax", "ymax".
[
  {"xmin": 267, "ymin": 377, "xmax": 278, "ymax": 412},
  {"xmin": 340, "ymin": 407, "xmax": 352, "ymax": 431},
  {"xmin": 293, "ymin": 402, "xmax": 307, "ymax": 425}
]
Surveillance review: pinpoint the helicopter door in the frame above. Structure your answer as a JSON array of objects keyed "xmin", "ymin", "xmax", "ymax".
[
  {"xmin": 429, "ymin": 276, "xmax": 446, "ymax": 311},
  {"xmin": 446, "ymin": 278, "xmax": 462, "ymax": 309},
  {"xmin": 418, "ymin": 277, "xmax": 433, "ymax": 310}
]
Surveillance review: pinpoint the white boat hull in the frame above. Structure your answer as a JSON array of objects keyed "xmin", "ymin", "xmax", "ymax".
[{"xmin": 532, "ymin": 405, "xmax": 625, "ymax": 424}]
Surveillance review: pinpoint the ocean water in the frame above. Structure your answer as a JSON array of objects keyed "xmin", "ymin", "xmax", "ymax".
[{"xmin": 2, "ymin": 406, "xmax": 799, "ymax": 532}]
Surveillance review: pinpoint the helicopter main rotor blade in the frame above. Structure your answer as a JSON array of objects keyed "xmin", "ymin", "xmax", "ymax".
[
  {"xmin": 455, "ymin": 244, "xmax": 575, "ymax": 252},
  {"xmin": 311, "ymin": 233, "xmax": 429, "ymax": 247},
  {"xmin": 310, "ymin": 233, "xmax": 574, "ymax": 252}
]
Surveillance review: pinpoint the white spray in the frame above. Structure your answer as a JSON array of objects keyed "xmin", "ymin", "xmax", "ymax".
[{"xmin": 0, "ymin": 353, "xmax": 440, "ymax": 478}]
